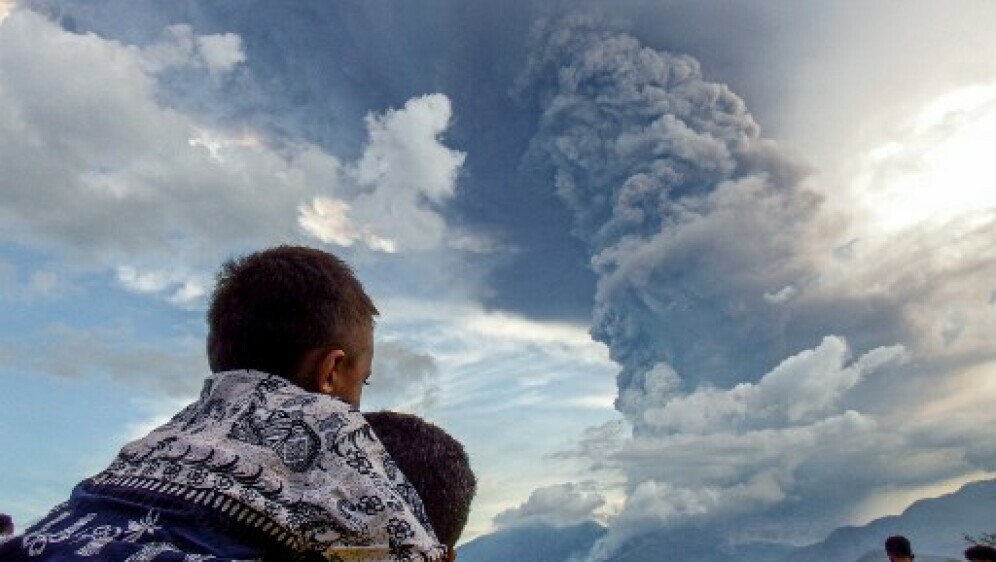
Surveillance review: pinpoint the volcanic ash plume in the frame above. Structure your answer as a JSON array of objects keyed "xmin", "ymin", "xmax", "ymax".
[{"xmin": 518, "ymin": 16, "xmax": 820, "ymax": 425}]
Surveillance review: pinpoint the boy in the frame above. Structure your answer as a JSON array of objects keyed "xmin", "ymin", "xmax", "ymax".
[
  {"xmin": 885, "ymin": 535, "xmax": 915, "ymax": 562},
  {"xmin": 0, "ymin": 513, "xmax": 12, "ymax": 536},
  {"xmin": 365, "ymin": 411, "xmax": 476, "ymax": 561},
  {"xmin": 965, "ymin": 545, "xmax": 996, "ymax": 562},
  {"xmin": 0, "ymin": 246, "xmax": 446, "ymax": 561}
]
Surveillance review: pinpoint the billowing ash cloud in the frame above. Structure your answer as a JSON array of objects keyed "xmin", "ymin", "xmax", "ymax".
[
  {"xmin": 516, "ymin": 14, "xmax": 996, "ymax": 559},
  {"xmin": 516, "ymin": 15, "xmax": 822, "ymax": 411}
]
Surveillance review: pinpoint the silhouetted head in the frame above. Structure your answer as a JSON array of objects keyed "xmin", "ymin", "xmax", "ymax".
[
  {"xmin": 885, "ymin": 535, "xmax": 914, "ymax": 561},
  {"xmin": 965, "ymin": 545, "xmax": 996, "ymax": 562},
  {"xmin": 0, "ymin": 512, "xmax": 13, "ymax": 536}
]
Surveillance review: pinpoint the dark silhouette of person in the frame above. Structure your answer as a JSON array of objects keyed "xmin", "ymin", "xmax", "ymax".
[
  {"xmin": 0, "ymin": 513, "xmax": 12, "ymax": 536},
  {"xmin": 0, "ymin": 246, "xmax": 448, "ymax": 561},
  {"xmin": 365, "ymin": 411, "xmax": 477, "ymax": 561},
  {"xmin": 886, "ymin": 535, "xmax": 915, "ymax": 562},
  {"xmin": 965, "ymin": 544, "xmax": 996, "ymax": 562}
]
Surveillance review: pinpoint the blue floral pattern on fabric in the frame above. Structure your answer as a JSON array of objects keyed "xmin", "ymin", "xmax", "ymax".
[{"xmin": 1, "ymin": 371, "xmax": 444, "ymax": 562}]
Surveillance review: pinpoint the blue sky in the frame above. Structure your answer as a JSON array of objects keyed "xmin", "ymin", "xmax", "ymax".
[{"xmin": 2, "ymin": 1, "xmax": 996, "ymax": 557}]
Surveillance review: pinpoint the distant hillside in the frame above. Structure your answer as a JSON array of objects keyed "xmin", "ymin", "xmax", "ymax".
[
  {"xmin": 457, "ymin": 520, "xmax": 606, "ymax": 562},
  {"xmin": 602, "ymin": 527, "xmax": 794, "ymax": 562},
  {"xmin": 457, "ymin": 478, "xmax": 995, "ymax": 562},
  {"xmin": 456, "ymin": 520, "xmax": 793, "ymax": 562},
  {"xmin": 784, "ymin": 478, "xmax": 996, "ymax": 562}
]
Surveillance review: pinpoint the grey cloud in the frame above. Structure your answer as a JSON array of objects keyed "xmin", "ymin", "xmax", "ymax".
[
  {"xmin": 0, "ymin": 260, "xmax": 70, "ymax": 302},
  {"xmin": 194, "ymin": 33, "xmax": 245, "ymax": 75},
  {"xmin": 554, "ymin": 419, "xmax": 627, "ymax": 473},
  {"xmin": 635, "ymin": 337, "xmax": 906, "ymax": 434},
  {"xmin": 1, "ymin": 321, "xmax": 441, "ymax": 413},
  {"xmin": 615, "ymin": 410, "xmax": 877, "ymax": 490},
  {"xmin": 22, "ymin": 0, "xmax": 603, "ymax": 322},
  {"xmin": 585, "ymin": 471, "xmax": 791, "ymax": 562},
  {"xmin": 0, "ymin": 324, "xmax": 207, "ymax": 398},
  {"xmin": 519, "ymin": 16, "xmax": 831, "ymax": 550},
  {"xmin": 140, "ymin": 24, "xmax": 244, "ymax": 75},
  {"xmin": 518, "ymin": 15, "xmax": 996, "ymax": 555},
  {"xmin": 493, "ymin": 482, "xmax": 606, "ymax": 529},
  {"xmin": 518, "ymin": 14, "xmax": 821, "ymax": 405},
  {"xmin": 587, "ymin": 356, "xmax": 996, "ymax": 552},
  {"xmin": 366, "ymin": 340, "xmax": 440, "ymax": 412},
  {"xmin": 0, "ymin": 11, "xmax": 465, "ymax": 290},
  {"xmin": 0, "ymin": 11, "xmax": 322, "ymax": 265}
]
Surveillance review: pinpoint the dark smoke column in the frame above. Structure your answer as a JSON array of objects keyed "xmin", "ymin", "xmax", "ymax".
[{"xmin": 517, "ymin": 15, "xmax": 819, "ymax": 426}]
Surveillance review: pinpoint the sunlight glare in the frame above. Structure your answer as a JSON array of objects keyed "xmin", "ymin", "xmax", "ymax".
[
  {"xmin": 848, "ymin": 470, "xmax": 996, "ymax": 526},
  {"xmin": 857, "ymin": 84, "xmax": 996, "ymax": 233},
  {"xmin": 187, "ymin": 127, "xmax": 264, "ymax": 161},
  {"xmin": 0, "ymin": 1, "xmax": 15, "ymax": 24}
]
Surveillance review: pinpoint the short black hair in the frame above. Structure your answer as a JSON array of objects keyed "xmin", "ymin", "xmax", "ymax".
[
  {"xmin": 886, "ymin": 536, "xmax": 914, "ymax": 558},
  {"xmin": 207, "ymin": 245, "xmax": 378, "ymax": 380},
  {"xmin": 965, "ymin": 545, "xmax": 996, "ymax": 561},
  {"xmin": 365, "ymin": 411, "xmax": 476, "ymax": 548}
]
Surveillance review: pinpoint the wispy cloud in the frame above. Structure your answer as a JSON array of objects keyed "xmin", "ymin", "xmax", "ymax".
[{"xmin": 0, "ymin": 323, "xmax": 207, "ymax": 397}]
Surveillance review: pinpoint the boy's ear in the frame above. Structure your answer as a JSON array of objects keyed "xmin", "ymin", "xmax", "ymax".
[
  {"xmin": 308, "ymin": 348, "xmax": 346, "ymax": 394},
  {"xmin": 445, "ymin": 547, "xmax": 456, "ymax": 562}
]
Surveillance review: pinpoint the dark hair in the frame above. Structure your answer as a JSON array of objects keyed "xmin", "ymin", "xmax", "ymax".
[
  {"xmin": 965, "ymin": 545, "xmax": 996, "ymax": 561},
  {"xmin": 207, "ymin": 245, "xmax": 378, "ymax": 380},
  {"xmin": 886, "ymin": 536, "xmax": 914, "ymax": 558},
  {"xmin": 365, "ymin": 411, "xmax": 476, "ymax": 548}
]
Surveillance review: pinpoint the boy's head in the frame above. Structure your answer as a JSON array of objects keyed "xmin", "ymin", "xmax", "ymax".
[
  {"xmin": 885, "ymin": 536, "xmax": 914, "ymax": 562},
  {"xmin": 965, "ymin": 545, "xmax": 996, "ymax": 562},
  {"xmin": 207, "ymin": 245, "xmax": 378, "ymax": 405},
  {"xmin": 364, "ymin": 411, "xmax": 476, "ymax": 553}
]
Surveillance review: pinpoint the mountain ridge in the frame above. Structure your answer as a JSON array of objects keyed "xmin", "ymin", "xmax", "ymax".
[{"xmin": 457, "ymin": 478, "xmax": 996, "ymax": 562}]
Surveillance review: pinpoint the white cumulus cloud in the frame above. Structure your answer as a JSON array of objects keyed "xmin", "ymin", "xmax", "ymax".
[
  {"xmin": 345, "ymin": 94, "xmax": 467, "ymax": 251},
  {"xmin": 0, "ymin": 11, "xmax": 465, "ymax": 301},
  {"xmin": 195, "ymin": 33, "xmax": 245, "ymax": 74},
  {"xmin": 493, "ymin": 482, "xmax": 607, "ymax": 529}
]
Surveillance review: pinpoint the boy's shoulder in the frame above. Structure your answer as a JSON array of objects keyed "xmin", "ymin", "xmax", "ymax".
[{"xmin": 83, "ymin": 370, "xmax": 444, "ymax": 561}]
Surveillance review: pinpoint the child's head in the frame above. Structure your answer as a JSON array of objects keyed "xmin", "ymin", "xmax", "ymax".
[
  {"xmin": 365, "ymin": 411, "xmax": 476, "ymax": 551},
  {"xmin": 207, "ymin": 245, "xmax": 378, "ymax": 404},
  {"xmin": 965, "ymin": 545, "xmax": 996, "ymax": 562},
  {"xmin": 885, "ymin": 536, "xmax": 914, "ymax": 561}
]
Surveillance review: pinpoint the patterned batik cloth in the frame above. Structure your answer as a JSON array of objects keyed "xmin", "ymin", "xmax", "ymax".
[
  {"xmin": 0, "ymin": 489, "xmax": 262, "ymax": 562},
  {"xmin": 0, "ymin": 370, "xmax": 446, "ymax": 562}
]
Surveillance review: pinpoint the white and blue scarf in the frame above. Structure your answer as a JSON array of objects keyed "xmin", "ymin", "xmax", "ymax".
[{"xmin": 3, "ymin": 370, "xmax": 446, "ymax": 562}]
